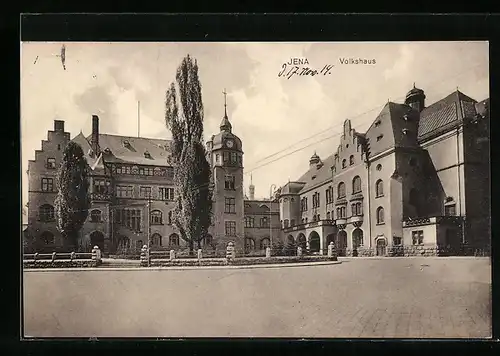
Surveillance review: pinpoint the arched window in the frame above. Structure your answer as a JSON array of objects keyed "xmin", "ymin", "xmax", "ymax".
[
  {"xmin": 260, "ymin": 238, "xmax": 271, "ymax": 250},
  {"xmin": 312, "ymin": 215, "xmax": 317, "ymax": 222},
  {"xmin": 342, "ymin": 159, "xmax": 347, "ymax": 169},
  {"xmin": 351, "ymin": 202, "xmax": 362, "ymax": 216},
  {"xmin": 40, "ymin": 231, "xmax": 54, "ymax": 245},
  {"xmin": 337, "ymin": 182, "xmax": 346, "ymax": 198},
  {"xmin": 169, "ymin": 233, "xmax": 179, "ymax": 247},
  {"xmin": 290, "ymin": 219, "xmax": 295, "ymax": 227},
  {"xmin": 260, "ymin": 216, "xmax": 269, "ymax": 227},
  {"xmin": 352, "ymin": 176, "xmax": 361, "ymax": 194},
  {"xmin": 375, "ymin": 179, "xmax": 384, "ymax": 197},
  {"xmin": 204, "ymin": 234, "xmax": 213, "ymax": 246},
  {"xmin": 150, "ymin": 233, "xmax": 162, "ymax": 247},
  {"xmin": 376, "ymin": 207, "xmax": 385, "ymax": 224},
  {"xmin": 168, "ymin": 211, "xmax": 172, "ymax": 225},
  {"xmin": 39, "ymin": 204, "xmax": 54, "ymax": 222},
  {"xmin": 349, "ymin": 155, "xmax": 354, "ymax": 166},
  {"xmin": 90, "ymin": 209, "xmax": 102, "ymax": 223},
  {"xmin": 150, "ymin": 210, "xmax": 163, "ymax": 225},
  {"xmin": 326, "ymin": 211, "xmax": 331, "ymax": 220}
]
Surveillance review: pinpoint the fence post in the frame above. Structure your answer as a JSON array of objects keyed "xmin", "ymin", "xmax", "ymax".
[
  {"xmin": 140, "ymin": 245, "xmax": 148, "ymax": 267},
  {"xmin": 328, "ymin": 242, "xmax": 334, "ymax": 257},
  {"xmin": 92, "ymin": 246, "xmax": 102, "ymax": 266},
  {"xmin": 197, "ymin": 248, "xmax": 202, "ymax": 260},
  {"xmin": 51, "ymin": 252, "xmax": 57, "ymax": 262},
  {"xmin": 265, "ymin": 247, "xmax": 271, "ymax": 258},
  {"xmin": 33, "ymin": 252, "xmax": 39, "ymax": 262},
  {"xmin": 297, "ymin": 246, "xmax": 303, "ymax": 258},
  {"xmin": 170, "ymin": 249, "xmax": 176, "ymax": 260},
  {"xmin": 226, "ymin": 242, "xmax": 235, "ymax": 262},
  {"xmin": 70, "ymin": 252, "xmax": 76, "ymax": 262}
]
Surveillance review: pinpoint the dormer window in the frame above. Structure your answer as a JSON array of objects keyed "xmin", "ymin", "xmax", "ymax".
[
  {"xmin": 144, "ymin": 150, "xmax": 152, "ymax": 159},
  {"xmin": 122, "ymin": 140, "xmax": 130, "ymax": 148},
  {"xmin": 104, "ymin": 148, "xmax": 111, "ymax": 154},
  {"xmin": 403, "ymin": 114, "xmax": 409, "ymax": 121},
  {"xmin": 402, "ymin": 128, "xmax": 409, "ymax": 135},
  {"xmin": 312, "ymin": 175, "xmax": 317, "ymax": 180},
  {"xmin": 375, "ymin": 120, "xmax": 381, "ymax": 127},
  {"xmin": 377, "ymin": 134, "xmax": 384, "ymax": 142}
]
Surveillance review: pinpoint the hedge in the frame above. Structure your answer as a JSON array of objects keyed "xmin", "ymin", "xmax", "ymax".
[{"xmin": 23, "ymin": 260, "xmax": 99, "ymax": 269}]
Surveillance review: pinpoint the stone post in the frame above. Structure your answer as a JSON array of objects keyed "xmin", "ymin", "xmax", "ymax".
[
  {"xmin": 265, "ymin": 247, "xmax": 271, "ymax": 258},
  {"xmin": 197, "ymin": 249, "xmax": 203, "ymax": 260},
  {"xmin": 70, "ymin": 252, "xmax": 76, "ymax": 262},
  {"xmin": 33, "ymin": 252, "xmax": 39, "ymax": 262},
  {"xmin": 140, "ymin": 245, "xmax": 148, "ymax": 267},
  {"xmin": 170, "ymin": 249, "xmax": 176, "ymax": 260},
  {"xmin": 51, "ymin": 252, "xmax": 57, "ymax": 262},
  {"xmin": 297, "ymin": 246, "xmax": 303, "ymax": 258},
  {"xmin": 92, "ymin": 246, "xmax": 102, "ymax": 266},
  {"xmin": 226, "ymin": 242, "xmax": 236, "ymax": 262},
  {"xmin": 328, "ymin": 242, "xmax": 334, "ymax": 257}
]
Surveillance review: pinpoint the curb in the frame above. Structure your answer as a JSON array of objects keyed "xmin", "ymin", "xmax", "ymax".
[{"xmin": 23, "ymin": 260, "xmax": 342, "ymax": 272}]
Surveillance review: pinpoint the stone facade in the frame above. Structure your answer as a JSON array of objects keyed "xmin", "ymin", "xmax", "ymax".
[{"xmin": 278, "ymin": 85, "xmax": 490, "ymax": 257}]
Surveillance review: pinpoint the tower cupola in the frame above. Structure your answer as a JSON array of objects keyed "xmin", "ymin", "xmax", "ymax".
[
  {"xmin": 405, "ymin": 83, "xmax": 426, "ymax": 112},
  {"xmin": 309, "ymin": 151, "xmax": 320, "ymax": 168}
]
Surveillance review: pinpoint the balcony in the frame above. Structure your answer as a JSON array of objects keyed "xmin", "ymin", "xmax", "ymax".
[
  {"xmin": 348, "ymin": 214, "xmax": 363, "ymax": 223},
  {"xmin": 335, "ymin": 218, "xmax": 347, "ymax": 226},
  {"xmin": 91, "ymin": 192, "xmax": 112, "ymax": 202}
]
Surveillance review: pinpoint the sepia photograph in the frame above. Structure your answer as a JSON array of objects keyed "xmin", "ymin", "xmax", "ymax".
[{"xmin": 21, "ymin": 41, "xmax": 491, "ymax": 339}]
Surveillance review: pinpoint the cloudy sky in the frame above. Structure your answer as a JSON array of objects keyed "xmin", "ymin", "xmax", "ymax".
[{"xmin": 21, "ymin": 41, "xmax": 489, "ymax": 214}]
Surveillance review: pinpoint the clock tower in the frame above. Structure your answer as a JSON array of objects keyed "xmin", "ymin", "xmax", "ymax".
[{"xmin": 207, "ymin": 89, "xmax": 245, "ymax": 254}]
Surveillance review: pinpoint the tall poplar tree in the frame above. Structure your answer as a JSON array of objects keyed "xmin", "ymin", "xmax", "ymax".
[
  {"xmin": 165, "ymin": 54, "xmax": 212, "ymax": 254},
  {"xmin": 54, "ymin": 141, "xmax": 90, "ymax": 250}
]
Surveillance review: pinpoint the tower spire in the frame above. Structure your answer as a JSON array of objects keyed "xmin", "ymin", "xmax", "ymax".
[{"xmin": 223, "ymin": 88, "xmax": 228, "ymax": 117}]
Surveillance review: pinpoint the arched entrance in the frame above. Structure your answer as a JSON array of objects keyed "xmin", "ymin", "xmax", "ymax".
[
  {"xmin": 376, "ymin": 238, "xmax": 387, "ymax": 256},
  {"xmin": 297, "ymin": 233, "xmax": 307, "ymax": 250},
  {"xmin": 352, "ymin": 228, "xmax": 364, "ymax": 257},
  {"xmin": 337, "ymin": 230, "xmax": 347, "ymax": 256},
  {"xmin": 309, "ymin": 231, "xmax": 320, "ymax": 253},
  {"xmin": 90, "ymin": 231, "xmax": 105, "ymax": 250}
]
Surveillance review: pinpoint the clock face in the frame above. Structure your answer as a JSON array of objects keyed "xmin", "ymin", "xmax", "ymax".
[{"xmin": 226, "ymin": 139, "xmax": 234, "ymax": 148}]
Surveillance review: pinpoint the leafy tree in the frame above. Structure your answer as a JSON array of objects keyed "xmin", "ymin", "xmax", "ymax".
[
  {"xmin": 165, "ymin": 54, "xmax": 212, "ymax": 254},
  {"xmin": 54, "ymin": 141, "xmax": 90, "ymax": 251}
]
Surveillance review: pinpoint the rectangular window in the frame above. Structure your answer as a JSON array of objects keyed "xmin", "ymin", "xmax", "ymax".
[
  {"xmin": 93, "ymin": 178, "xmax": 110, "ymax": 194},
  {"xmin": 393, "ymin": 237, "xmax": 402, "ymax": 246},
  {"xmin": 223, "ymin": 152, "xmax": 229, "ymax": 163},
  {"xmin": 225, "ymin": 197, "xmax": 236, "ymax": 213},
  {"xmin": 46, "ymin": 158, "xmax": 56, "ymax": 169},
  {"xmin": 290, "ymin": 219, "xmax": 295, "ymax": 227},
  {"xmin": 444, "ymin": 204, "xmax": 456, "ymax": 216},
  {"xmin": 140, "ymin": 186, "xmax": 152, "ymax": 198},
  {"xmin": 41, "ymin": 178, "xmax": 54, "ymax": 192},
  {"xmin": 230, "ymin": 152, "xmax": 238, "ymax": 164},
  {"xmin": 159, "ymin": 187, "xmax": 174, "ymax": 200},
  {"xmin": 260, "ymin": 217, "xmax": 269, "ymax": 228},
  {"xmin": 116, "ymin": 185, "xmax": 133, "ymax": 198},
  {"xmin": 225, "ymin": 175, "xmax": 235, "ymax": 190},
  {"xmin": 225, "ymin": 221, "xmax": 236, "ymax": 236},
  {"xmin": 116, "ymin": 209, "xmax": 142, "ymax": 231},
  {"xmin": 412, "ymin": 230, "xmax": 424, "ymax": 245}
]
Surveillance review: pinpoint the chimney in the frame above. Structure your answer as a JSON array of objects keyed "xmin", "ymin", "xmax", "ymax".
[
  {"xmin": 54, "ymin": 120, "xmax": 65, "ymax": 132},
  {"xmin": 91, "ymin": 115, "xmax": 100, "ymax": 155}
]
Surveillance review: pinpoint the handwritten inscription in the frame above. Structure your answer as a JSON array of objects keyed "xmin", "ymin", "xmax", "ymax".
[{"xmin": 278, "ymin": 58, "xmax": 334, "ymax": 79}]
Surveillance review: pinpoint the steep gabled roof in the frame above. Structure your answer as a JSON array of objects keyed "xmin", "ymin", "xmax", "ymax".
[
  {"xmin": 73, "ymin": 133, "xmax": 172, "ymax": 166},
  {"xmin": 294, "ymin": 154, "xmax": 335, "ymax": 193},
  {"xmin": 418, "ymin": 90, "xmax": 478, "ymax": 141}
]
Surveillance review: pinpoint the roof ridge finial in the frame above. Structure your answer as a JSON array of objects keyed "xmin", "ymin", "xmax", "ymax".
[{"xmin": 413, "ymin": 82, "xmax": 416, "ymax": 89}]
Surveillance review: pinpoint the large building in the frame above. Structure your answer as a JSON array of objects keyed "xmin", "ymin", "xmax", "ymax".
[
  {"xmin": 24, "ymin": 102, "xmax": 281, "ymax": 255},
  {"xmin": 24, "ymin": 84, "xmax": 490, "ymax": 257},
  {"xmin": 277, "ymin": 85, "xmax": 490, "ymax": 256}
]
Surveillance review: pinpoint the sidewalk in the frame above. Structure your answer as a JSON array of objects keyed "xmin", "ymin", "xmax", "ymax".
[{"xmin": 24, "ymin": 260, "xmax": 342, "ymax": 272}]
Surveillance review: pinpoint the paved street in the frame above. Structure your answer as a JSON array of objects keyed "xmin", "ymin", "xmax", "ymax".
[{"xmin": 23, "ymin": 257, "xmax": 491, "ymax": 338}]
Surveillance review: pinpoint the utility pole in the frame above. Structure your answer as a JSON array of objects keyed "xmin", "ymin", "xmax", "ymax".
[{"xmin": 269, "ymin": 183, "xmax": 277, "ymax": 254}]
